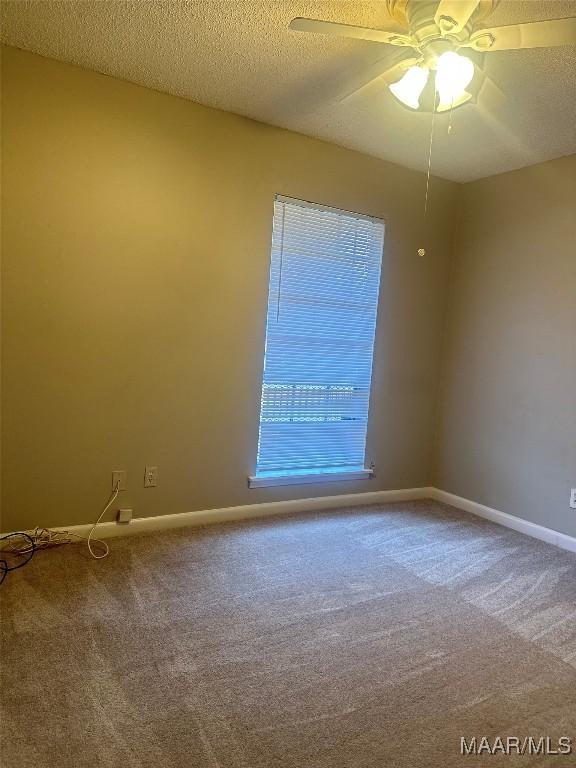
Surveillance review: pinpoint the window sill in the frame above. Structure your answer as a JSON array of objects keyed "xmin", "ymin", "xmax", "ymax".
[{"xmin": 248, "ymin": 469, "xmax": 373, "ymax": 489}]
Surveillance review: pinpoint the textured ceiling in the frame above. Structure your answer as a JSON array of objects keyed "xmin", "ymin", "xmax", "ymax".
[{"xmin": 1, "ymin": 0, "xmax": 576, "ymax": 181}]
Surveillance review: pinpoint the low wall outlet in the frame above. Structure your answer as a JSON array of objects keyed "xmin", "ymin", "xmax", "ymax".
[
  {"xmin": 112, "ymin": 470, "xmax": 127, "ymax": 491},
  {"xmin": 117, "ymin": 508, "xmax": 133, "ymax": 524},
  {"xmin": 144, "ymin": 466, "xmax": 158, "ymax": 488},
  {"xmin": 570, "ymin": 489, "xmax": 576, "ymax": 510}
]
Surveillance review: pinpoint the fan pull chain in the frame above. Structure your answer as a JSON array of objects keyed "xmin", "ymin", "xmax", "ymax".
[
  {"xmin": 419, "ymin": 95, "xmax": 438, "ymax": 257},
  {"xmin": 448, "ymin": 97, "xmax": 455, "ymax": 134}
]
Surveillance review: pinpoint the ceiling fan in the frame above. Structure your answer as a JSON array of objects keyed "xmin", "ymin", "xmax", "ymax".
[{"xmin": 289, "ymin": 0, "xmax": 576, "ymax": 113}]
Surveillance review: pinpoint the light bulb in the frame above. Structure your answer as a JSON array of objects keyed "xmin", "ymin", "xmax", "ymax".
[
  {"xmin": 435, "ymin": 51, "xmax": 474, "ymax": 110},
  {"xmin": 389, "ymin": 66, "xmax": 430, "ymax": 110}
]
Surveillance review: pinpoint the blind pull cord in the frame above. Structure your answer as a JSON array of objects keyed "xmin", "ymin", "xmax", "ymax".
[{"xmin": 276, "ymin": 202, "xmax": 286, "ymax": 322}]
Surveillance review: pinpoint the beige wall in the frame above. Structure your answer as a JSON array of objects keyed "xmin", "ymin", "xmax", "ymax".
[
  {"xmin": 435, "ymin": 155, "xmax": 576, "ymax": 537},
  {"xmin": 1, "ymin": 46, "xmax": 458, "ymax": 531}
]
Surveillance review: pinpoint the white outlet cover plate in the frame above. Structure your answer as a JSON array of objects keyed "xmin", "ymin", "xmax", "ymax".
[
  {"xmin": 112, "ymin": 470, "xmax": 127, "ymax": 491},
  {"xmin": 144, "ymin": 466, "xmax": 158, "ymax": 487},
  {"xmin": 570, "ymin": 489, "xmax": 576, "ymax": 509}
]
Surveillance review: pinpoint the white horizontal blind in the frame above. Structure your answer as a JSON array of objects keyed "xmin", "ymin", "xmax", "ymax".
[{"xmin": 255, "ymin": 196, "xmax": 385, "ymax": 478}]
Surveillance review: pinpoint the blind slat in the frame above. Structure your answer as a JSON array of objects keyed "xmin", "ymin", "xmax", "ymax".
[{"xmin": 255, "ymin": 197, "xmax": 384, "ymax": 477}]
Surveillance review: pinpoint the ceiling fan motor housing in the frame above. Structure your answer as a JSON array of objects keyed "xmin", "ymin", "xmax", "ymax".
[{"xmin": 386, "ymin": 0, "xmax": 499, "ymax": 53}]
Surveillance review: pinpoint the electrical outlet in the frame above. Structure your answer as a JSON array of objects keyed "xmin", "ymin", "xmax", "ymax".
[
  {"xmin": 570, "ymin": 489, "xmax": 576, "ymax": 510},
  {"xmin": 117, "ymin": 508, "xmax": 133, "ymax": 524},
  {"xmin": 112, "ymin": 470, "xmax": 127, "ymax": 491},
  {"xmin": 144, "ymin": 466, "xmax": 158, "ymax": 488}
]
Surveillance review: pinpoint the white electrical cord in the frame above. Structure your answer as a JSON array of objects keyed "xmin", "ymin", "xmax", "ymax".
[
  {"xmin": 82, "ymin": 482, "xmax": 120, "ymax": 559},
  {"xmin": 5, "ymin": 483, "xmax": 121, "ymax": 560}
]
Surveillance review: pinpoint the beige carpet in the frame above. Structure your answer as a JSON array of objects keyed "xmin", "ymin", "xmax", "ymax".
[{"xmin": 1, "ymin": 499, "xmax": 576, "ymax": 767}]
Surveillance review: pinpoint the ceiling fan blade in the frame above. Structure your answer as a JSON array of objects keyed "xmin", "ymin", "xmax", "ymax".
[
  {"xmin": 338, "ymin": 56, "xmax": 420, "ymax": 103},
  {"xmin": 289, "ymin": 18, "xmax": 415, "ymax": 47},
  {"xmin": 434, "ymin": 0, "xmax": 481, "ymax": 35},
  {"xmin": 466, "ymin": 17, "xmax": 576, "ymax": 51}
]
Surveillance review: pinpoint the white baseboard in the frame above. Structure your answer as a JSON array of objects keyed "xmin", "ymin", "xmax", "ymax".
[
  {"xmin": 6, "ymin": 486, "xmax": 574, "ymax": 555},
  {"xmin": 43, "ymin": 486, "xmax": 432, "ymax": 541},
  {"xmin": 429, "ymin": 488, "xmax": 576, "ymax": 554}
]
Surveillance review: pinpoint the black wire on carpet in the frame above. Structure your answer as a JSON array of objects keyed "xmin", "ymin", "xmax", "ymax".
[{"xmin": 0, "ymin": 532, "xmax": 36, "ymax": 586}]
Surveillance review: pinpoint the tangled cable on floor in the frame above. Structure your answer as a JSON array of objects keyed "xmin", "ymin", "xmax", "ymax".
[{"xmin": 0, "ymin": 483, "xmax": 120, "ymax": 584}]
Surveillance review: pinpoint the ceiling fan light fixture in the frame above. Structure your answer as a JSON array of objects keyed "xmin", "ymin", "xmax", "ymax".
[
  {"xmin": 389, "ymin": 66, "xmax": 430, "ymax": 110},
  {"xmin": 435, "ymin": 51, "xmax": 475, "ymax": 110}
]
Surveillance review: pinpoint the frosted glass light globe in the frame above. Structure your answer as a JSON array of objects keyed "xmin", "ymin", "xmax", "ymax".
[
  {"xmin": 389, "ymin": 66, "xmax": 430, "ymax": 110},
  {"xmin": 435, "ymin": 52, "xmax": 475, "ymax": 110}
]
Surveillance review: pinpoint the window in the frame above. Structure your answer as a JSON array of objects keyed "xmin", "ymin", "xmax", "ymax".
[{"xmin": 249, "ymin": 195, "xmax": 385, "ymax": 488}]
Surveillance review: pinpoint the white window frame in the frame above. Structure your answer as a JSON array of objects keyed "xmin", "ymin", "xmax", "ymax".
[{"xmin": 249, "ymin": 195, "xmax": 384, "ymax": 489}]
